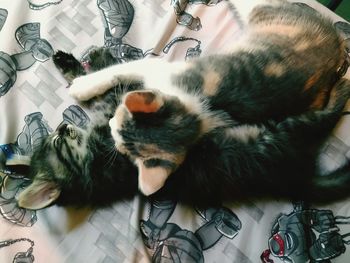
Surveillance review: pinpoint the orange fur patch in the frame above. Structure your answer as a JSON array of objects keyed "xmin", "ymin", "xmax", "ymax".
[
  {"xmin": 303, "ymin": 71, "xmax": 322, "ymax": 92},
  {"xmin": 264, "ymin": 62, "xmax": 285, "ymax": 77},
  {"xmin": 309, "ymin": 91, "xmax": 327, "ymax": 110},
  {"xmin": 124, "ymin": 91, "xmax": 163, "ymax": 113},
  {"xmin": 254, "ymin": 24, "xmax": 303, "ymax": 37},
  {"xmin": 203, "ymin": 70, "xmax": 221, "ymax": 96}
]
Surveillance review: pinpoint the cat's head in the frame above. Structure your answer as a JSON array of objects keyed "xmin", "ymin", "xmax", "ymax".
[
  {"xmin": 17, "ymin": 123, "xmax": 91, "ymax": 210},
  {"xmin": 109, "ymin": 90, "xmax": 222, "ymax": 196}
]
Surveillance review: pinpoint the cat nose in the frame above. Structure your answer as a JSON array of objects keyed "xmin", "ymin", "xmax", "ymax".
[{"xmin": 57, "ymin": 123, "xmax": 68, "ymax": 135}]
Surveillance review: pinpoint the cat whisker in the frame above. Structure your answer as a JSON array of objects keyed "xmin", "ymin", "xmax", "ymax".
[
  {"xmin": 113, "ymin": 85, "xmax": 119, "ymax": 108},
  {"xmin": 104, "ymin": 144, "xmax": 119, "ymax": 169}
]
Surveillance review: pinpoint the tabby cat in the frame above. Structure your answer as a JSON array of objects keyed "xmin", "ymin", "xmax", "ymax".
[
  {"xmin": 17, "ymin": 50, "xmax": 140, "ymax": 209},
  {"xmin": 17, "ymin": 0, "xmax": 350, "ymax": 209},
  {"xmin": 68, "ymin": 0, "xmax": 350, "ymax": 195}
]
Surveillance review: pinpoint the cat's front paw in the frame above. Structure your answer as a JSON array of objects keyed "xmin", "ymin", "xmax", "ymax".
[
  {"xmin": 52, "ymin": 51, "xmax": 79, "ymax": 70},
  {"xmin": 53, "ymin": 51, "xmax": 85, "ymax": 83},
  {"xmin": 69, "ymin": 73, "xmax": 110, "ymax": 101},
  {"xmin": 69, "ymin": 76, "xmax": 94, "ymax": 101}
]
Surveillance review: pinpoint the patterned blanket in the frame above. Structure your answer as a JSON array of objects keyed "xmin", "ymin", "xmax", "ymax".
[{"xmin": 0, "ymin": 1, "xmax": 350, "ymax": 262}]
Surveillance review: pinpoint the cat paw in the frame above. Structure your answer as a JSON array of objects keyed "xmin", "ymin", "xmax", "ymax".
[
  {"xmin": 53, "ymin": 51, "xmax": 85, "ymax": 83},
  {"xmin": 68, "ymin": 76, "xmax": 93, "ymax": 101},
  {"xmin": 52, "ymin": 50, "xmax": 78, "ymax": 69},
  {"xmin": 69, "ymin": 74, "xmax": 109, "ymax": 101}
]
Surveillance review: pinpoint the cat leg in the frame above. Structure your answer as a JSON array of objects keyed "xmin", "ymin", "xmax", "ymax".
[
  {"xmin": 52, "ymin": 51, "xmax": 85, "ymax": 83},
  {"xmin": 69, "ymin": 58, "xmax": 189, "ymax": 101}
]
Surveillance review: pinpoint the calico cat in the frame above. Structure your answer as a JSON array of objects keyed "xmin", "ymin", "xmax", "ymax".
[
  {"xmin": 68, "ymin": 0, "xmax": 350, "ymax": 195},
  {"xmin": 17, "ymin": 47, "xmax": 350, "ymax": 209}
]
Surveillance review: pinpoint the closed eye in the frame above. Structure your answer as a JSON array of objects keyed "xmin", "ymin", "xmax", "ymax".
[{"xmin": 52, "ymin": 135, "xmax": 62, "ymax": 149}]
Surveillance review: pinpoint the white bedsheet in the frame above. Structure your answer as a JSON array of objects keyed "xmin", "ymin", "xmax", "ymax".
[{"xmin": 0, "ymin": 1, "xmax": 350, "ymax": 262}]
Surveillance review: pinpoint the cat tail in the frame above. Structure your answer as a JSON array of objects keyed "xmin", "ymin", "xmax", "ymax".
[
  {"xmin": 328, "ymin": 77, "xmax": 350, "ymax": 109},
  {"xmin": 308, "ymin": 78, "xmax": 350, "ymax": 203},
  {"xmin": 52, "ymin": 50, "xmax": 86, "ymax": 83},
  {"xmin": 310, "ymin": 162, "xmax": 350, "ymax": 203}
]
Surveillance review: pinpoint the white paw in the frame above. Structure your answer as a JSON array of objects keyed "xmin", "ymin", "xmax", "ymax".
[
  {"xmin": 69, "ymin": 74, "xmax": 109, "ymax": 101},
  {"xmin": 68, "ymin": 75, "xmax": 96, "ymax": 101}
]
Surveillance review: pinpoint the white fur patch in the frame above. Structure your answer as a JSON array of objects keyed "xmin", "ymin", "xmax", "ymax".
[
  {"xmin": 69, "ymin": 58, "xmax": 205, "ymax": 116},
  {"xmin": 136, "ymin": 159, "xmax": 170, "ymax": 196},
  {"xmin": 225, "ymin": 125, "xmax": 263, "ymax": 143},
  {"xmin": 69, "ymin": 72, "xmax": 116, "ymax": 101},
  {"xmin": 109, "ymin": 112, "xmax": 127, "ymax": 154}
]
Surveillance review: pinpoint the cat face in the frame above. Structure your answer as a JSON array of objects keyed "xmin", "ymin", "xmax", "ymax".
[
  {"xmin": 17, "ymin": 124, "xmax": 91, "ymax": 210},
  {"xmin": 109, "ymin": 90, "xmax": 201, "ymax": 195},
  {"xmin": 52, "ymin": 124, "xmax": 90, "ymax": 165}
]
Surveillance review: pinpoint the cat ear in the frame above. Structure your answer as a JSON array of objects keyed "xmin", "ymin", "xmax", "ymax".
[
  {"xmin": 17, "ymin": 179, "xmax": 61, "ymax": 210},
  {"xmin": 136, "ymin": 160, "xmax": 170, "ymax": 196},
  {"xmin": 124, "ymin": 90, "xmax": 164, "ymax": 114}
]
